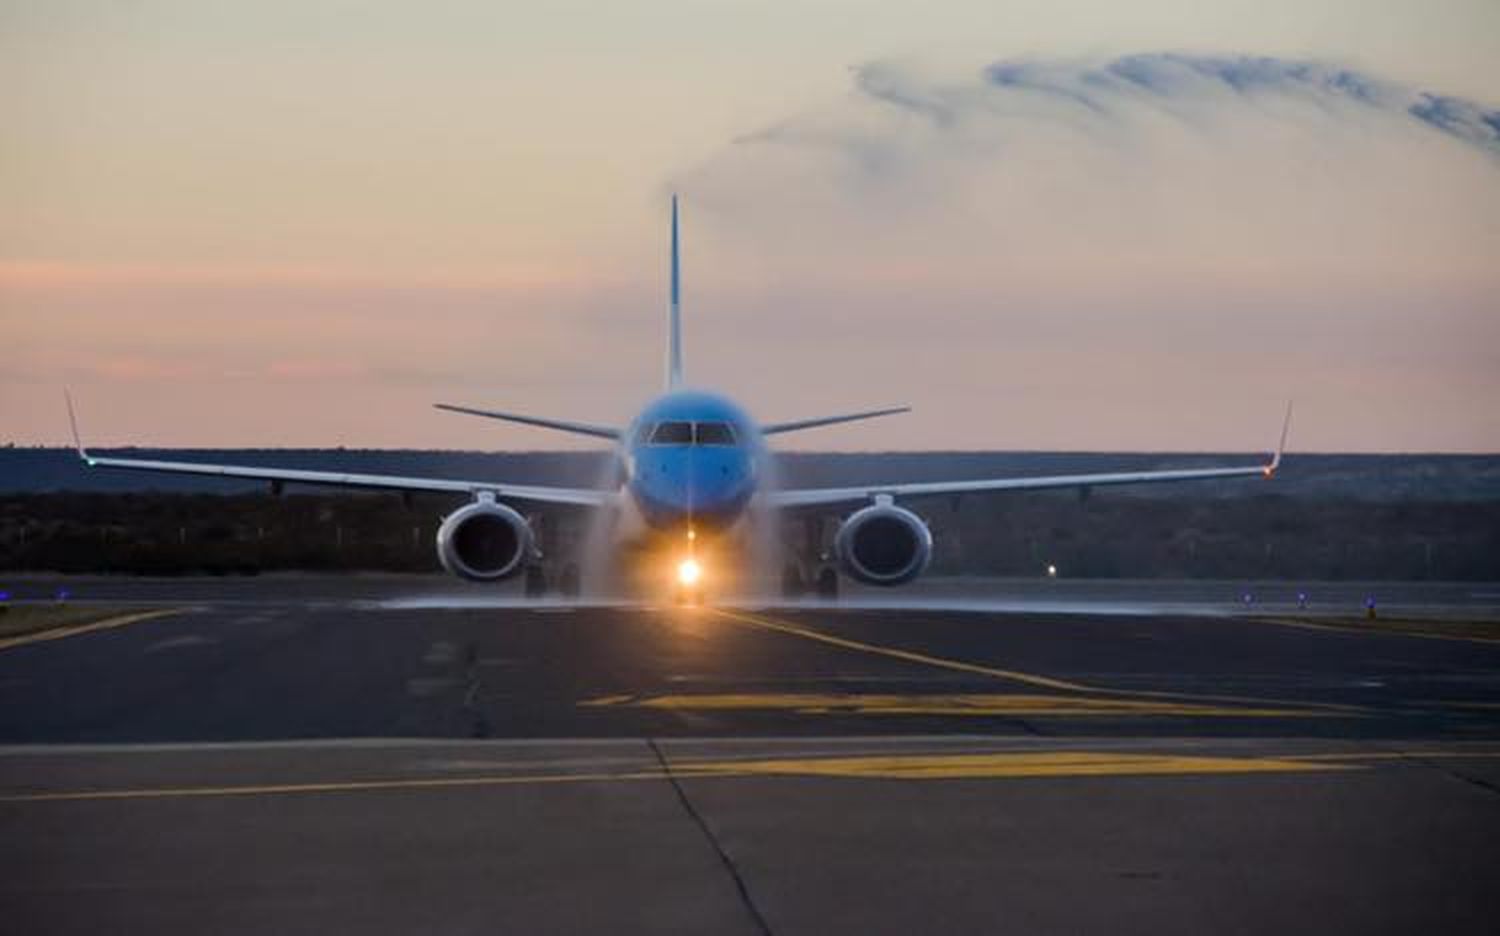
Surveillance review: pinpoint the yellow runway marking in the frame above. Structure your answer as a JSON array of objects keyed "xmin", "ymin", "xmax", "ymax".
[
  {"xmin": 616, "ymin": 692, "xmax": 1311, "ymax": 719},
  {"xmin": 709, "ymin": 608, "xmax": 1093, "ymax": 692},
  {"xmin": 1254, "ymin": 616, "xmax": 1500, "ymax": 645},
  {"xmin": 0, "ymin": 769, "xmax": 673, "ymax": 804},
  {"xmin": 705, "ymin": 608, "xmax": 1365, "ymax": 716},
  {"xmin": 578, "ymin": 694, "xmax": 635, "ymax": 707},
  {"xmin": 0, "ymin": 609, "xmax": 182, "ymax": 652},
  {"xmin": 693, "ymin": 751, "xmax": 1352, "ymax": 780},
  {"xmin": 1286, "ymin": 750, "xmax": 1500, "ymax": 762},
  {"xmin": 0, "ymin": 750, "xmax": 1370, "ymax": 804}
]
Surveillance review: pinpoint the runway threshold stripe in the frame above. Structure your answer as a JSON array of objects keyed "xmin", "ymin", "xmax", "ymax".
[
  {"xmin": 0, "ymin": 609, "xmax": 183, "ymax": 652},
  {"xmin": 0, "ymin": 751, "xmax": 1364, "ymax": 803},
  {"xmin": 708, "ymin": 609, "xmax": 1365, "ymax": 715}
]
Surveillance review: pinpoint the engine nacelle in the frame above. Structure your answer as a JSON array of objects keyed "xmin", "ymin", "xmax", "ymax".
[
  {"xmin": 435, "ymin": 497, "xmax": 535, "ymax": 582},
  {"xmin": 833, "ymin": 502, "xmax": 933, "ymax": 586}
]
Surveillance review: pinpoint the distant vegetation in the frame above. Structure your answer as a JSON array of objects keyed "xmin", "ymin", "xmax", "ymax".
[
  {"xmin": 5, "ymin": 447, "xmax": 1500, "ymax": 501},
  {"xmin": 4, "ymin": 448, "xmax": 1494, "ymax": 579},
  {"xmin": 3, "ymin": 490, "xmax": 1495, "ymax": 580}
]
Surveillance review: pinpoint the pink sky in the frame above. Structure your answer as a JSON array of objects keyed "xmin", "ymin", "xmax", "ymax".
[{"xmin": 4, "ymin": 3, "xmax": 1498, "ymax": 451}]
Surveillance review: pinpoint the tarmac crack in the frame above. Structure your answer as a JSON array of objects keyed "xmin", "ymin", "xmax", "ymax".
[
  {"xmin": 1388, "ymin": 746, "xmax": 1500, "ymax": 798},
  {"xmin": 461, "ymin": 642, "xmax": 490, "ymax": 738},
  {"xmin": 646, "ymin": 738, "xmax": 774, "ymax": 936}
]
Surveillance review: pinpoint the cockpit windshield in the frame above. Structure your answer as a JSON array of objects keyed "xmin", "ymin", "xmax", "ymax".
[
  {"xmin": 694, "ymin": 422, "xmax": 736, "ymax": 446},
  {"xmin": 648, "ymin": 421, "xmax": 694, "ymax": 445},
  {"xmin": 642, "ymin": 420, "xmax": 738, "ymax": 446}
]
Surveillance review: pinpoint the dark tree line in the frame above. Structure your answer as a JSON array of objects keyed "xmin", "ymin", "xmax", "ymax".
[{"xmin": 3, "ymin": 492, "xmax": 1495, "ymax": 580}]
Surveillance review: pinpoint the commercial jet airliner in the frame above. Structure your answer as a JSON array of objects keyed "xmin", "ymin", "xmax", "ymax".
[{"xmin": 68, "ymin": 197, "xmax": 1290, "ymax": 601}]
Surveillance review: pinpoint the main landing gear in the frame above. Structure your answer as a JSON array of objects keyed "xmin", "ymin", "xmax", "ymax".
[
  {"xmin": 781, "ymin": 562, "xmax": 839, "ymax": 600},
  {"xmin": 814, "ymin": 566, "xmax": 839, "ymax": 599},
  {"xmin": 524, "ymin": 563, "xmax": 581, "ymax": 599}
]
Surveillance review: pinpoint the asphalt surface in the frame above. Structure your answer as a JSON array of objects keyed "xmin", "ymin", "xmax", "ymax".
[{"xmin": 2, "ymin": 576, "xmax": 1499, "ymax": 934}]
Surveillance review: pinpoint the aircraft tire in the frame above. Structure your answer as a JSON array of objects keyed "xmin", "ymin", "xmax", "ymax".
[
  {"xmin": 524, "ymin": 565, "xmax": 548, "ymax": 597},
  {"xmin": 781, "ymin": 563, "xmax": 806, "ymax": 598},
  {"xmin": 558, "ymin": 564, "xmax": 581, "ymax": 598},
  {"xmin": 815, "ymin": 567, "xmax": 839, "ymax": 599}
]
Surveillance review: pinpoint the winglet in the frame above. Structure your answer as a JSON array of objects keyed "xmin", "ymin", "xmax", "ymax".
[
  {"xmin": 1264, "ymin": 400, "xmax": 1293, "ymax": 477},
  {"xmin": 64, "ymin": 390, "xmax": 94, "ymax": 464}
]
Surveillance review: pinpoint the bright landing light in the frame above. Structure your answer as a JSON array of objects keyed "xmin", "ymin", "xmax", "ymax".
[{"xmin": 677, "ymin": 558, "xmax": 702, "ymax": 586}]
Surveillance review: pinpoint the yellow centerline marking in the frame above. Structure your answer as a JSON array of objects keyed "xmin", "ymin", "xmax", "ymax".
[
  {"xmin": 0, "ymin": 609, "xmax": 183, "ymax": 652},
  {"xmin": 706, "ymin": 608, "xmax": 1366, "ymax": 716},
  {"xmin": 0, "ymin": 769, "xmax": 675, "ymax": 804},
  {"xmin": 707, "ymin": 751, "xmax": 1352, "ymax": 780},
  {"xmin": 0, "ymin": 749, "xmax": 1381, "ymax": 803},
  {"xmin": 709, "ymin": 608, "xmax": 1092, "ymax": 692},
  {"xmin": 578, "ymin": 694, "xmax": 635, "ymax": 707},
  {"xmin": 1286, "ymin": 750, "xmax": 1500, "ymax": 762},
  {"xmin": 620, "ymin": 692, "xmax": 1312, "ymax": 718},
  {"xmin": 1253, "ymin": 616, "xmax": 1500, "ymax": 645}
]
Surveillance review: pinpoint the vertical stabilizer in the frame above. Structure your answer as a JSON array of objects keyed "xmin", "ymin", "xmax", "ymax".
[{"xmin": 667, "ymin": 194, "xmax": 683, "ymax": 389}]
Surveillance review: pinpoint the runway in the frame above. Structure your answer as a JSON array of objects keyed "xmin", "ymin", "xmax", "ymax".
[{"xmin": 2, "ymin": 577, "xmax": 1499, "ymax": 934}]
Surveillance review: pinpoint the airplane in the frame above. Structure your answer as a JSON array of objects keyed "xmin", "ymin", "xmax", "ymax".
[{"xmin": 67, "ymin": 196, "xmax": 1291, "ymax": 601}]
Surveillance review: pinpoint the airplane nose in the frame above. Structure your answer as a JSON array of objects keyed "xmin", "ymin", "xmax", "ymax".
[
  {"xmin": 631, "ymin": 448, "xmax": 752, "ymax": 527},
  {"xmin": 687, "ymin": 456, "xmax": 745, "ymax": 508}
]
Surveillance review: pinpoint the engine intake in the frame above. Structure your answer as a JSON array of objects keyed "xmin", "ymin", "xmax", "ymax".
[
  {"xmin": 833, "ymin": 503, "xmax": 932, "ymax": 586},
  {"xmin": 436, "ymin": 498, "xmax": 535, "ymax": 582}
]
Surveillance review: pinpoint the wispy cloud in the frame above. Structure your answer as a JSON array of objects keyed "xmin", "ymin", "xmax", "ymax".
[
  {"xmin": 740, "ymin": 52, "xmax": 1500, "ymax": 165},
  {"xmin": 667, "ymin": 51, "xmax": 1500, "ymax": 452}
]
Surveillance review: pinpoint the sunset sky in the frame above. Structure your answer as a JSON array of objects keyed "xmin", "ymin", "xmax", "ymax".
[{"xmin": 4, "ymin": 1, "xmax": 1498, "ymax": 451}]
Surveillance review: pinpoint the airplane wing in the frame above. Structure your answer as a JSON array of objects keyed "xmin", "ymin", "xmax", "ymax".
[
  {"xmin": 433, "ymin": 403, "xmax": 619, "ymax": 440},
  {"xmin": 769, "ymin": 403, "xmax": 1292, "ymax": 511},
  {"xmin": 761, "ymin": 406, "xmax": 910, "ymax": 436},
  {"xmin": 66, "ymin": 395, "xmax": 612, "ymax": 509}
]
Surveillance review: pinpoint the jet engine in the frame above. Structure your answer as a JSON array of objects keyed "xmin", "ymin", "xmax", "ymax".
[
  {"xmin": 833, "ymin": 502, "xmax": 932, "ymax": 586},
  {"xmin": 435, "ymin": 497, "xmax": 535, "ymax": 582}
]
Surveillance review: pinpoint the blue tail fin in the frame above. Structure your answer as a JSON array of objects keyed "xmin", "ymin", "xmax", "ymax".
[{"xmin": 667, "ymin": 194, "xmax": 683, "ymax": 389}]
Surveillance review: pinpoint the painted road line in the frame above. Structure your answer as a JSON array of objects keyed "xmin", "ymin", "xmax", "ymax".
[
  {"xmin": 606, "ymin": 692, "xmax": 1313, "ymax": 718},
  {"xmin": 708, "ymin": 608, "xmax": 1366, "ymax": 715},
  {"xmin": 578, "ymin": 694, "xmax": 636, "ymax": 707},
  {"xmin": 687, "ymin": 751, "xmax": 1353, "ymax": 780},
  {"xmin": 0, "ymin": 609, "xmax": 183, "ymax": 652},
  {"xmin": 0, "ymin": 768, "xmax": 675, "ymax": 804},
  {"xmin": 1285, "ymin": 750, "xmax": 1500, "ymax": 762},
  {"xmin": 0, "ymin": 750, "xmax": 1362, "ymax": 804},
  {"xmin": 1253, "ymin": 616, "xmax": 1500, "ymax": 645},
  {"xmin": 708, "ymin": 608, "xmax": 1094, "ymax": 692}
]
